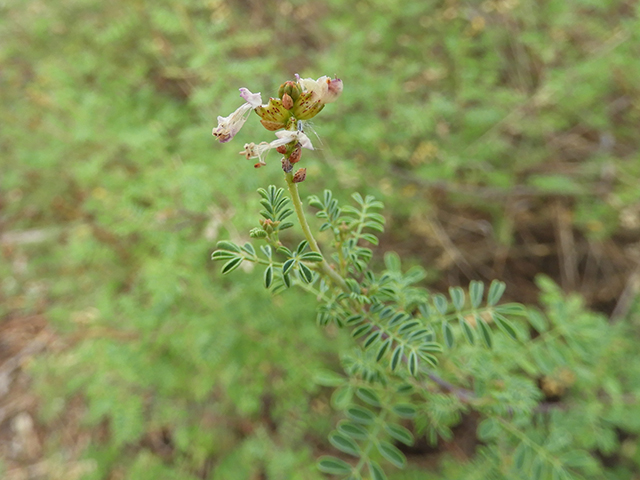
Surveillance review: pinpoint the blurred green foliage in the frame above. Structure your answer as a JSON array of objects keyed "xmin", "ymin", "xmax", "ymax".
[{"xmin": 2, "ymin": 0, "xmax": 640, "ymax": 478}]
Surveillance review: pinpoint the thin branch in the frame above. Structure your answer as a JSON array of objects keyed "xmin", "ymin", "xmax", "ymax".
[{"xmin": 285, "ymin": 173, "xmax": 349, "ymax": 292}]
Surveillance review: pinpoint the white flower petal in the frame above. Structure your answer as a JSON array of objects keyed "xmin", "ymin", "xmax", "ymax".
[
  {"xmin": 239, "ymin": 142, "xmax": 273, "ymax": 164},
  {"xmin": 296, "ymin": 132, "xmax": 314, "ymax": 150},
  {"xmin": 212, "ymin": 103, "xmax": 253, "ymax": 143},
  {"xmin": 273, "ymin": 130, "xmax": 314, "ymax": 150},
  {"xmin": 239, "ymin": 88, "xmax": 262, "ymax": 108},
  {"xmin": 324, "ymin": 78, "xmax": 343, "ymax": 103}
]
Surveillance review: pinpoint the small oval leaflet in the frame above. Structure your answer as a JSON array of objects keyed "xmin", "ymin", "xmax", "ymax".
[
  {"xmin": 376, "ymin": 338, "xmax": 392, "ymax": 361},
  {"xmin": 368, "ymin": 460, "xmax": 387, "ymax": 480},
  {"xmin": 346, "ymin": 405, "xmax": 376, "ymax": 425},
  {"xmin": 391, "ymin": 403, "xmax": 417, "ymax": 419},
  {"xmin": 241, "ymin": 242, "xmax": 255, "ymax": 256},
  {"xmin": 363, "ymin": 331, "xmax": 382, "ymax": 349},
  {"xmin": 352, "ymin": 323, "xmax": 374, "ymax": 339},
  {"xmin": 282, "ymin": 270, "xmax": 291, "ymax": 288},
  {"xmin": 377, "ymin": 441, "xmax": 406, "ymax": 469},
  {"xmin": 263, "ymin": 265, "xmax": 273, "ymax": 288},
  {"xmin": 331, "ymin": 385, "xmax": 353, "ymax": 410},
  {"xmin": 215, "ymin": 240, "xmax": 241, "ymax": 253},
  {"xmin": 492, "ymin": 312, "xmax": 518, "ymax": 340},
  {"xmin": 282, "ymin": 258, "xmax": 296, "ymax": 276},
  {"xmin": 299, "ymin": 263, "xmax": 314, "ymax": 283},
  {"xmin": 477, "ymin": 418, "xmax": 499, "ymax": 441},
  {"xmin": 337, "ymin": 420, "xmax": 369, "ymax": 441},
  {"xmin": 416, "ymin": 350, "xmax": 438, "ymax": 368},
  {"xmin": 407, "ymin": 350, "xmax": 419, "ymax": 376},
  {"xmin": 313, "ymin": 369, "xmax": 344, "ymax": 387},
  {"xmin": 329, "ymin": 431, "xmax": 360, "ymax": 457},
  {"xmin": 211, "ymin": 250, "xmax": 237, "ymax": 260},
  {"xmin": 384, "ymin": 423, "xmax": 414, "ymax": 446},
  {"xmin": 476, "ymin": 316, "xmax": 493, "ymax": 348},
  {"xmin": 488, "ymin": 279, "xmax": 507, "ymax": 306},
  {"xmin": 356, "ymin": 387, "xmax": 381, "ymax": 407},
  {"xmin": 390, "ymin": 345, "xmax": 404, "ymax": 371},
  {"xmin": 317, "ymin": 456, "xmax": 352, "ymax": 475},
  {"xmin": 433, "ymin": 294, "xmax": 448, "ymax": 314},
  {"xmin": 459, "ymin": 316, "xmax": 475, "ymax": 345},
  {"xmin": 296, "ymin": 239, "xmax": 309, "ymax": 254},
  {"xmin": 442, "ymin": 322, "xmax": 455, "ymax": 349},
  {"xmin": 300, "ymin": 251, "xmax": 323, "ymax": 262},
  {"xmin": 221, "ymin": 256, "xmax": 243, "ymax": 275},
  {"xmin": 449, "ymin": 286, "xmax": 465, "ymax": 311},
  {"xmin": 469, "ymin": 280, "xmax": 484, "ymax": 308}
]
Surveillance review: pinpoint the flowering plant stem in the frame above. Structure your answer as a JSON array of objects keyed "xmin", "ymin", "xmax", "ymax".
[{"xmin": 285, "ymin": 172, "xmax": 349, "ymax": 292}]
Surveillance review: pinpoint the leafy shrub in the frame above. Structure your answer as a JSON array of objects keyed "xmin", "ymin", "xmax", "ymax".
[{"xmin": 1, "ymin": 0, "xmax": 639, "ymax": 479}]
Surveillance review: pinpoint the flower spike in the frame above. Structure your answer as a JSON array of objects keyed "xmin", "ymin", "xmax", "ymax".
[{"xmin": 213, "ymin": 75, "xmax": 341, "ymax": 174}]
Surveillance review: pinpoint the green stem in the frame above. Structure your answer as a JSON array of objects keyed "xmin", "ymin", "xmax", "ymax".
[
  {"xmin": 336, "ymin": 238, "xmax": 347, "ymax": 277},
  {"xmin": 353, "ymin": 410, "xmax": 387, "ymax": 476},
  {"xmin": 285, "ymin": 173, "xmax": 349, "ymax": 292}
]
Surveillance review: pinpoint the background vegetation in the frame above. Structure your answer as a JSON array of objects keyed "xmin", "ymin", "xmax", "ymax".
[{"xmin": 1, "ymin": 0, "xmax": 640, "ymax": 478}]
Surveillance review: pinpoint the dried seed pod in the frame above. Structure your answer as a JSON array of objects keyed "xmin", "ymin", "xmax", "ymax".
[
  {"xmin": 281, "ymin": 157, "xmax": 293, "ymax": 173},
  {"xmin": 289, "ymin": 143, "xmax": 302, "ymax": 164},
  {"xmin": 292, "ymin": 168, "xmax": 307, "ymax": 183}
]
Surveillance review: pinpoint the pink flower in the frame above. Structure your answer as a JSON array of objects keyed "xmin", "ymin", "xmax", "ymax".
[
  {"xmin": 272, "ymin": 130, "xmax": 314, "ymax": 150},
  {"xmin": 238, "ymin": 142, "xmax": 272, "ymax": 166},
  {"xmin": 295, "ymin": 74, "xmax": 343, "ymax": 105},
  {"xmin": 212, "ymin": 88, "xmax": 263, "ymax": 143},
  {"xmin": 238, "ymin": 130, "xmax": 314, "ymax": 166}
]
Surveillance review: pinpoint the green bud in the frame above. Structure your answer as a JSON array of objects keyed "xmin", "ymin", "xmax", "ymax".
[
  {"xmin": 278, "ymin": 81, "xmax": 301, "ymax": 102},
  {"xmin": 250, "ymin": 228, "xmax": 268, "ymax": 238}
]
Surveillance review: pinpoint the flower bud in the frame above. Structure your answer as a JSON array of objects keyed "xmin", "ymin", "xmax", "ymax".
[
  {"xmin": 260, "ymin": 218, "xmax": 275, "ymax": 234},
  {"xmin": 289, "ymin": 143, "xmax": 302, "ymax": 164},
  {"xmin": 292, "ymin": 168, "xmax": 307, "ymax": 183},
  {"xmin": 250, "ymin": 228, "xmax": 268, "ymax": 238},
  {"xmin": 278, "ymin": 81, "xmax": 301, "ymax": 102},
  {"xmin": 282, "ymin": 93, "xmax": 294, "ymax": 110}
]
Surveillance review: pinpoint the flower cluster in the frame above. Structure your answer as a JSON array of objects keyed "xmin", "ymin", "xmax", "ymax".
[{"xmin": 212, "ymin": 75, "xmax": 342, "ymax": 177}]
